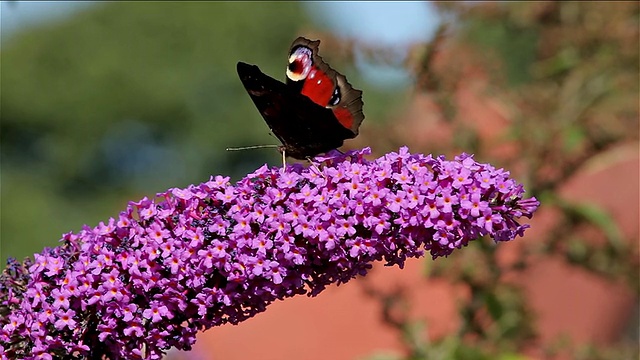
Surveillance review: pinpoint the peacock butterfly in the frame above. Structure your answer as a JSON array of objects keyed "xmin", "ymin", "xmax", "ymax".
[{"xmin": 237, "ymin": 37, "xmax": 365, "ymax": 160}]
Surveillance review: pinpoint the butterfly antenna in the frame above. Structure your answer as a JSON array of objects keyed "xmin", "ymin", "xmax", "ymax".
[{"xmin": 225, "ymin": 144, "xmax": 280, "ymax": 151}]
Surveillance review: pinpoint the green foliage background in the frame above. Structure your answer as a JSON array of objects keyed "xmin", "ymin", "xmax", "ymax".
[{"xmin": 1, "ymin": 2, "xmax": 395, "ymax": 264}]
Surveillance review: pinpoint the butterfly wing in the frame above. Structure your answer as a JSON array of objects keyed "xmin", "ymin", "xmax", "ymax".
[
  {"xmin": 237, "ymin": 62, "xmax": 355, "ymax": 160},
  {"xmin": 285, "ymin": 37, "xmax": 365, "ymax": 136}
]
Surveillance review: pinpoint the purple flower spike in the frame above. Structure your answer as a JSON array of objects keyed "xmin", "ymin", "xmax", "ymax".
[{"xmin": 0, "ymin": 147, "xmax": 539, "ymax": 359}]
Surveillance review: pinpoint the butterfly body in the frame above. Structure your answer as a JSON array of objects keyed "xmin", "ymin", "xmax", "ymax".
[{"xmin": 237, "ymin": 37, "xmax": 364, "ymax": 160}]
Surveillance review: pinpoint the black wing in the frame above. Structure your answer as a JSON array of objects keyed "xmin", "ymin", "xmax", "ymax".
[{"xmin": 237, "ymin": 61, "xmax": 355, "ymax": 160}]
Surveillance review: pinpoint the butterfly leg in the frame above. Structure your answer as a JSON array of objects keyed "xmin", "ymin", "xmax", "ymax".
[
  {"xmin": 306, "ymin": 157, "xmax": 326, "ymax": 180},
  {"xmin": 281, "ymin": 149, "xmax": 287, "ymax": 173}
]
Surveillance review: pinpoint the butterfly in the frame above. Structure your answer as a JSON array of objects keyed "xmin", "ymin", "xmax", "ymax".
[{"xmin": 237, "ymin": 37, "xmax": 365, "ymax": 161}]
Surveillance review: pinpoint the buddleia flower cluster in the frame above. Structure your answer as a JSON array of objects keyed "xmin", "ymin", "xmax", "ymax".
[{"xmin": 0, "ymin": 147, "xmax": 539, "ymax": 359}]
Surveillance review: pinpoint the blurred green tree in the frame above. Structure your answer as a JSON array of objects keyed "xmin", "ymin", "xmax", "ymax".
[{"xmin": 1, "ymin": 2, "xmax": 315, "ymax": 263}]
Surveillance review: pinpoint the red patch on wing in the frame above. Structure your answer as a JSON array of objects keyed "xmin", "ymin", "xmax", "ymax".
[
  {"xmin": 332, "ymin": 107, "xmax": 354, "ymax": 130},
  {"xmin": 300, "ymin": 67, "xmax": 334, "ymax": 107}
]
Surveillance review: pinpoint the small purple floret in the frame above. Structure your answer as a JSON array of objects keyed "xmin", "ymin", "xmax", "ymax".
[{"xmin": 0, "ymin": 147, "xmax": 539, "ymax": 359}]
